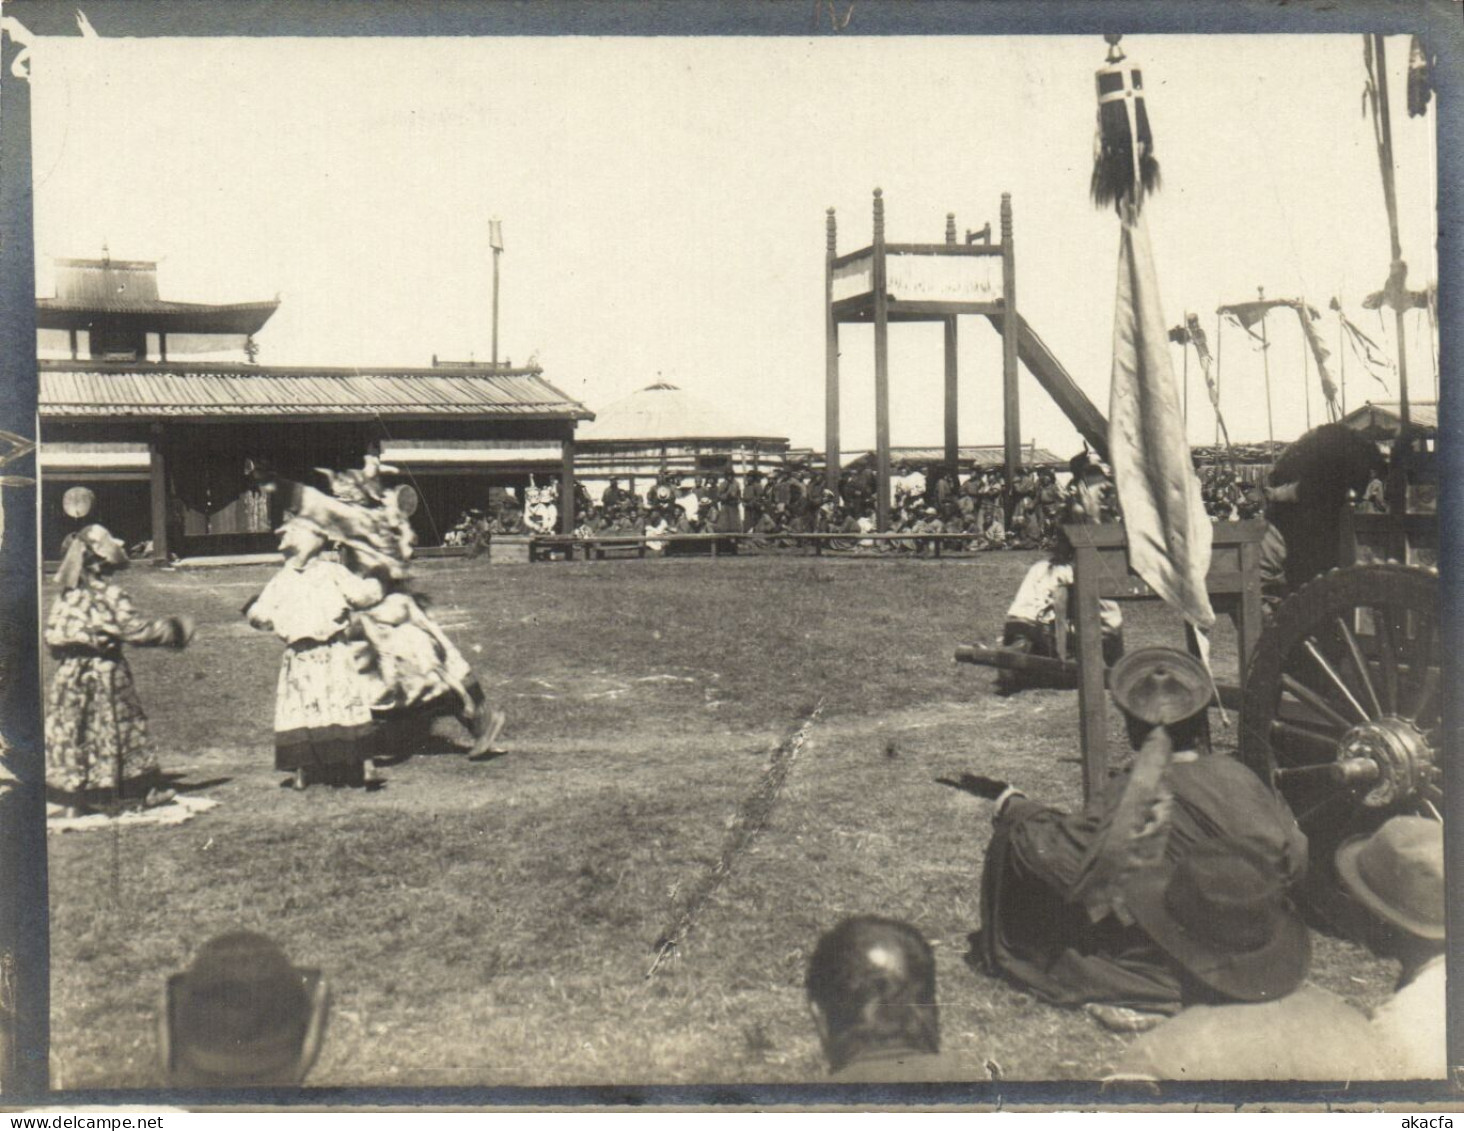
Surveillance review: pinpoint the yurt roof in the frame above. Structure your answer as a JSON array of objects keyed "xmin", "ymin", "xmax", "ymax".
[{"xmin": 579, "ymin": 381, "xmax": 788, "ymax": 444}]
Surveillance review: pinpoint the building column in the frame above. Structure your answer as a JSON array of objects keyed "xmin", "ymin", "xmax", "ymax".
[
  {"xmin": 825, "ymin": 207, "xmax": 841, "ymax": 497},
  {"xmin": 560, "ymin": 432, "xmax": 576, "ymax": 535},
  {"xmin": 873, "ymin": 188, "xmax": 891, "ymax": 531},
  {"xmin": 148, "ymin": 423, "xmax": 169, "ymax": 564},
  {"xmin": 1000, "ymin": 193, "xmax": 1020, "ymax": 516},
  {"xmin": 944, "ymin": 213, "xmax": 960, "ymax": 477}
]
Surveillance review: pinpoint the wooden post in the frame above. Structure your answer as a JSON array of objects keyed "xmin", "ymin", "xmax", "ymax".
[
  {"xmin": 943, "ymin": 212, "xmax": 959, "ymax": 478},
  {"xmin": 560, "ymin": 431, "xmax": 576, "ymax": 536},
  {"xmin": 159, "ymin": 332, "xmax": 168, "ymax": 364},
  {"xmin": 68, "ymin": 328, "xmax": 77, "ymax": 359},
  {"xmin": 1000, "ymin": 194, "xmax": 1020, "ymax": 514},
  {"xmin": 1237, "ymin": 534, "xmax": 1263, "ymax": 677},
  {"xmin": 825, "ymin": 208, "xmax": 841, "ymax": 498},
  {"xmin": 1072, "ymin": 535, "xmax": 1107, "ymax": 800},
  {"xmin": 873, "ymin": 188, "xmax": 891, "ymax": 532},
  {"xmin": 148, "ymin": 423, "xmax": 169, "ymax": 565}
]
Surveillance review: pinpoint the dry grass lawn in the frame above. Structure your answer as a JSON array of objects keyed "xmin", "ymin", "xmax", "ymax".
[{"xmin": 44, "ymin": 552, "xmax": 1395, "ymax": 1090}]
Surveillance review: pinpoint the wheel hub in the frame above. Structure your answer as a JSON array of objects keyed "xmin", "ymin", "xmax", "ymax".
[{"xmin": 1336, "ymin": 717, "xmax": 1433, "ymax": 808}]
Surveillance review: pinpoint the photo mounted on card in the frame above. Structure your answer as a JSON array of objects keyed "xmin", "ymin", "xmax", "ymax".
[{"xmin": 0, "ymin": 0, "xmax": 1455, "ymax": 1110}]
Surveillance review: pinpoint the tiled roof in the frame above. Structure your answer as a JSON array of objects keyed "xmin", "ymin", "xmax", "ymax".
[
  {"xmin": 1339, "ymin": 400, "xmax": 1438, "ymax": 433},
  {"xmin": 38, "ymin": 362, "xmax": 592, "ymax": 420}
]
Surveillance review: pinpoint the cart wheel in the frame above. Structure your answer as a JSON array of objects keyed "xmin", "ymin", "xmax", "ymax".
[{"xmin": 1238, "ymin": 563, "xmax": 1442, "ymax": 929}]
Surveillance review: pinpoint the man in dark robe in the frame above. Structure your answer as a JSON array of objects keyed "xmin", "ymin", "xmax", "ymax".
[
  {"xmin": 742, "ymin": 470, "xmax": 766, "ymax": 532},
  {"xmin": 944, "ymin": 649, "xmax": 1309, "ymax": 1012},
  {"xmin": 1261, "ymin": 422, "xmax": 1385, "ymax": 603}
]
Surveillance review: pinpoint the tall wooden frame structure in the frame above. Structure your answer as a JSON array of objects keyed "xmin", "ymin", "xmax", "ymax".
[
  {"xmin": 825, "ymin": 189, "xmax": 1016, "ymax": 531},
  {"xmin": 824, "ymin": 188, "xmax": 1109, "ymax": 531}
]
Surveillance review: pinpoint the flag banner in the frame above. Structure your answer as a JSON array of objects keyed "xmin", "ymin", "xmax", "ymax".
[
  {"xmin": 1331, "ymin": 299, "xmax": 1393, "ymax": 389},
  {"xmin": 1184, "ymin": 314, "xmax": 1239, "ymax": 469},
  {"xmin": 1408, "ymin": 34, "xmax": 1433, "ymax": 118},
  {"xmin": 1110, "ymin": 215, "xmax": 1215, "ymax": 632},
  {"xmin": 1185, "ymin": 314, "xmax": 1221, "ymax": 413},
  {"xmin": 1293, "ymin": 299, "xmax": 1340, "ymax": 410},
  {"xmin": 1217, "ymin": 299, "xmax": 1273, "ymax": 330}
]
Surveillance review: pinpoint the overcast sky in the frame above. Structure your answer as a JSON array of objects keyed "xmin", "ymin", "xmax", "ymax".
[{"xmin": 28, "ymin": 30, "xmax": 1437, "ymax": 454}]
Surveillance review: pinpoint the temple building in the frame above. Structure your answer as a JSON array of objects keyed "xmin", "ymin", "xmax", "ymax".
[
  {"xmin": 38, "ymin": 256, "xmax": 590, "ymax": 559},
  {"xmin": 575, "ymin": 380, "xmax": 789, "ymax": 498}
]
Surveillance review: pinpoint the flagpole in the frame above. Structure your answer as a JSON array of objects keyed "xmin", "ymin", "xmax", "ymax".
[
  {"xmin": 1301, "ymin": 318, "xmax": 1311, "ymax": 430},
  {"xmin": 1338, "ymin": 305, "xmax": 1347, "ymax": 413},
  {"xmin": 489, "ymin": 217, "xmax": 505, "ymax": 370},
  {"xmin": 1258, "ymin": 286, "xmax": 1275, "ymax": 451},
  {"xmin": 1182, "ymin": 339, "xmax": 1189, "ymax": 430},
  {"xmin": 1214, "ymin": 313, "xmax": 1222, "ymax": 447},
  {"xmin": 1370, "ymin": 34, "xmax": 1410, "ymax": 431}
]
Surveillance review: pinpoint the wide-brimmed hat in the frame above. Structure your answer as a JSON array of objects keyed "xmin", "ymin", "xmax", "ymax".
[
  {"xmin": 1126, "ymin": 839, "xmax": 1310, "ymax": 1002},
  {"xmin": 1335, "ymin": 817, "xmax": 1444, "ymax": 940},
  {"xmin": 1110, "ymin": 648, "xmax": 1213, "ymax": 726},
  {"xmin": 164, "ymin": 932, "xmax": 326, "ymax": 1086}
]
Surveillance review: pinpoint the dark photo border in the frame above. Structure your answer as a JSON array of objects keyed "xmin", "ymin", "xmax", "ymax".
[{"xmin": 1, "ymin": 0, "xmax": 1460, "ymax": 1110}]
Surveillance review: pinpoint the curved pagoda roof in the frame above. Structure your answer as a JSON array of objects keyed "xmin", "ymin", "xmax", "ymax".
[
  {"xmin": 36, "ymin": 257, "xmax": 279, "ymax": 336},
  {"xmin": 578, "ymin": 381, "xmax": 787, "ymax": 445}
]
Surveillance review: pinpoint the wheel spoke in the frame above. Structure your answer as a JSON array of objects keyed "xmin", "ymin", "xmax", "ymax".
[
  {"xmin": 1407, "ymin": 665, "xmax": 1440, "ymax": 725},
  {"xmin": 1270, "ymin": 719, "xmax": 1342, "ymax": 761},
  {"xmin": 1334, "ymin": 616, "xmax": 1383, "ymax": 718},
  {"xmin": 1375, "ymin": 610, "xmax": 1401, "ymax": 713},
  {"xmin": 1281, "ymin": 672, "xmax": 1354, "ymax": 732},
  {"xmin": 1302, "ymin": 638, "xmax": 1371, "ymax": 724}
]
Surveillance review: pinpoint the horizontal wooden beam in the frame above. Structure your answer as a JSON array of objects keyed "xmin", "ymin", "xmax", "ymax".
[
  {"xmin": 885, "ymin": 242, "xmax": 1004, "ymax": 258},
  {"xmin": 833, "ymin": 299, "xmax": 1004, "ymax": 323},
  {"xmin": 831, "ymin": 246, "xmax": 874, "ymax": 269},
  {"xmin": 1063, "ymin": 518, "xmax": 1269, "ymax": 549}
]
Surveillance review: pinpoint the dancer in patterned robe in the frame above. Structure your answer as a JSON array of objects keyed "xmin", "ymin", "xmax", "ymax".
[
  {"xmin": 246, "ymin": 518, "xmax": 383, "ymax": 788},
  {"xmin": 45, "ymin": 524, "xmax": 193, "ymax": 815},
  {"xmin": 262, "ymin": 458, "xmax": 507, "ymax": 757}
]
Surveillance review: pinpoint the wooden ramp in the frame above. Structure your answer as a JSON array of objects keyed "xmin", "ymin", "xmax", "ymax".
[{"xmin": 985, "ymin": 310, "xmax": 1109, "ymax": 460}]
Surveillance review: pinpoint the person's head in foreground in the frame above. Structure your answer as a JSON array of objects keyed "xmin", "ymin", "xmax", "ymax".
[
  {"xmin": 805, "ymin": 916, "xmax": 939, "ymax": 1074},
  {"xmin": 162, "ymin": 931, "xmax": 329, "ymax": 1087},
  {"xmin": 1335, "ymin": 816, "xmax": 1444, "ymax": 973},
  {"xmin": 1126, "ymin": 837, "xmax": 1311, "ymax": 1004}
]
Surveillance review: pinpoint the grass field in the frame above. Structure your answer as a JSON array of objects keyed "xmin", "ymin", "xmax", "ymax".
[{"xmin": 45, "ymin": 552, "xmax": 1396, "ymax": 1089}]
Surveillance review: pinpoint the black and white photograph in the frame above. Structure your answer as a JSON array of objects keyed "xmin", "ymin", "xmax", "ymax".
[{"xmin": 0, "ymin": 0, "xmax": 1457, "ymax": 1107}]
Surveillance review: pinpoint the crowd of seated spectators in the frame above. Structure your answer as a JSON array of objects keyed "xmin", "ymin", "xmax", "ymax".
[
  {"xmin": 1196, "ymin": 464, "xmax": 1266, "ymax": 522},
  {"xmin": 442, "ymin": 463, "xmax": 1121, "ymax": 554}
]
